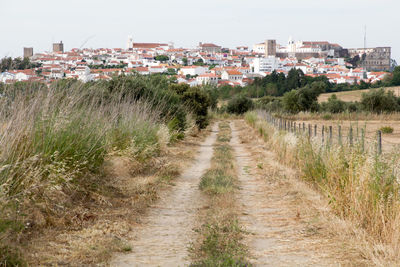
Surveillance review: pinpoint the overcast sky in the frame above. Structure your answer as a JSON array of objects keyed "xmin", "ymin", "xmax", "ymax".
[{"xmin": 1, "ymin": 0, "xmax": 399, "ymax": 62}]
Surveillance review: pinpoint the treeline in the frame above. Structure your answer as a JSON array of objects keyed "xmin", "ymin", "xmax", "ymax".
[
  {"xmin": 0, "ymin": 57, "xmax": 41, "ymax": 72},
  {"xmin": 217, "ymin": 67, "xmax": 400, "ymax": 100},
  {"xmin": 255, "ymin": 86, "xmax": 400, "ymax": 114}
]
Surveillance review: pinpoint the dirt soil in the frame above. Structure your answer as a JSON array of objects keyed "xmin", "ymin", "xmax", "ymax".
[
  {"xmin": 232, "ymin": 120, "xmax": 371, "ymax": 266},
  {"xmin": 110, "ymin": 124, "xmax": 218, "ymax": 266}
]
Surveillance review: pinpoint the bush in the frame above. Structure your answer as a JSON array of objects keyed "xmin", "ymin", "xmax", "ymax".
[
  {"xmin": 227, "ymin": 95, "xmax": 254, "ymax": 114},
  {"xmin": 282, "ymin": 82, "xmax": 325, "ymax": 113},
  {"xmin": 361, "ymin": 88, "xmax": 400, "ymax": 113},
  {"xmin": 380, "ymin": 126, "xmax": 394, "ymax": 134},
  {"xmin": 255, "ymin": 96, "xmax": 282, "ymax": 112},
  {"xmin": 320, "ymin": 94, "xmax": 346, "ymax": 113}
]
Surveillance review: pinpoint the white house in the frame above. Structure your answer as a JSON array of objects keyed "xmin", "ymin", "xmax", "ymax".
[
  {"xmin": 75, "ymin": 66, "xmax": 92, "ymax": 82},
  {"xmin": 196, "ymin": 73, "xmax": 218, "ymax": 85},
  {"xmin": 149, "ymin": 66, "xmax": 166, "ymax": 74},
  {"xmin": 221, "ymin": 70, "xmax": 243, "ymax": 82},
  {"xmin": 179, "ymin": 66, "xmax": 207, "ymax": 76},
  {"xmin": 0, "ymin": 72, "xmax": 15, "ymax": 83},
  {"xmin": 252, "ymin": 43, "xmax": 265, "ymax": 54}
]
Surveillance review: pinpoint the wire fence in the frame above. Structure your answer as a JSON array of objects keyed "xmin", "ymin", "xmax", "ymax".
[{"xmin": 257, "ymin": 110, "xmax": 389, "ymax": 155}]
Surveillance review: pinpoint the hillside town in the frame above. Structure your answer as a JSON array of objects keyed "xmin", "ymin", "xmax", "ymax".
[{"xmin": 0, "ymin": 37, "xmax": 393, "ymax": 86}]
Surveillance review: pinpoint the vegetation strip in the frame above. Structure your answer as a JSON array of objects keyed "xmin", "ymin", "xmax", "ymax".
[
  {"xmin": 0, "ymin": 75, "xmax": 215, "ymax": 266},
  {"xmin": 245, "ymin": 111, "xmax": 400, "ymax": 265},
  {"xmin": 191, "ymin": 121, "xmax": 249, "ymax": 266}
]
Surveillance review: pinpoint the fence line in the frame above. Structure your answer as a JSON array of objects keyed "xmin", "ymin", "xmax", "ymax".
[{"xmin": 258, "ymin": 111, "xmax": 384, "ymax": 155}]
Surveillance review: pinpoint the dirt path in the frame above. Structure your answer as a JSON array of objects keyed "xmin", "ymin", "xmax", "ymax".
[
  {"xmin": 231, "ymin": 120, "xmax": 368, "ymax": 266},
  {"xmin": 111, "ymin": 124, "xmax": 218, "ymax": 267}
]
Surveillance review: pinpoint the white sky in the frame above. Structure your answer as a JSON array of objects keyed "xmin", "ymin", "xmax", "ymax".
[{"xmin": 1, "ymin": 0, "xmax": 399, "ymax": 62}]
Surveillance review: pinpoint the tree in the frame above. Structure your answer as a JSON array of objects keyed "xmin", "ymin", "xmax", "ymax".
[
  {"xmin": 193, "ymin": 58, "xmax": 204, "ymax": 66},
  {"xmin": 321, "ymin": 94, "xmax": 346, "ymax": 113},
  {"xmin": 361, "ymin": 88, "xmax": 400, "ymax": 113},
  {"xmin": 182, "ymin": 57, "xmax": 188, "ymax": 66},
  {"xmin": 227, "ymin": 95, "xmax": 254, "ymax": 114},
  {"xmin": 392, "ymin": 66, "xmax": 400, "ymax": 86},
  {"xmin": 182, "ymin": 87, "xmax": 210, "ymax": 128},
  {"xmin": 155, "ymin": 55, "xmax": 169, "ymax": 62},
  {"xmin": 282, "ymin": 82, "xmax": 326, "ymax": 113}
]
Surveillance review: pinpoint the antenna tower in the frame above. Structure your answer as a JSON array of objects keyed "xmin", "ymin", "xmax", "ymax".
[{"xmin": 364, "ymin": 25, "xmax": 367, "ymax": 50}]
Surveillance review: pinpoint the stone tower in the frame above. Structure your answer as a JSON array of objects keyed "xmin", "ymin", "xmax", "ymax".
[
  {"xmin": 23, "ymin": 47, "xmax": 33, "ymax": 58},
  {"xmin": 264, "ymin": 40, "xmax": 276, "ymax": 57},
  {"xmin": 53, "ymin": 41, "xmax": 64, "ymax": 53}
]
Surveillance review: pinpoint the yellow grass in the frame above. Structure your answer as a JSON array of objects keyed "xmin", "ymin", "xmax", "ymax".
[{"xmin": 318, "ymin": 86, "xmax": 400, "ymax": 103}]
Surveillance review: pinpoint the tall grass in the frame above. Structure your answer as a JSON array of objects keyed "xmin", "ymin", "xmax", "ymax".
[
  {"xmin": 0, "ymin": 82, "xmax": 179, "ymax": 265},
  {"xmin": 245, "ymin": 111, "xmax": 400, "ymax": 263}
]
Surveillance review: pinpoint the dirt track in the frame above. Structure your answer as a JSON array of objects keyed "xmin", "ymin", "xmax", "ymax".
[
  {"xmin": 111, "ymin": 124, "xmax": 218, "ymax": 266},
  {"xmin": 232, "ymin": 120, "xmax": 368, "ymax": 266},
  {"xmin": 110, "ymin": 120, "xmax": 370, "ymax": 266}
]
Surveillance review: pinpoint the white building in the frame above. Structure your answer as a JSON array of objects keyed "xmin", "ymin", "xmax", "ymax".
[
  {"xmin": 250, "ymin": 56, "xmax": 280, "ymax": 73},
  {"xmin": 75, "ymin": 66, "xmax": 92, "ymax": 82},
  {"xmin": 221, "ymin": 70, "xmax": 243, "ymax": 82},
  {"xmin": 252, "ymin": 43, "xmax": 265, "ymax": 54},
  {"xmin": 0, "ymin": 72, "xmax": 15, "ymax": 83},
  {"xmin": 179, "ymin": 66, "xmax": 207, "ymax": 76},
  {"xmin": 196, "ymin": 73, "xmax": 218, "ymax": 85}
]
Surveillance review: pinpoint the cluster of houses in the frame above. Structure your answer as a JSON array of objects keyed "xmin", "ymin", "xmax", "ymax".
[{"xmin": 0, "ymin": 38, "xmax": 390, "ymax": 86}]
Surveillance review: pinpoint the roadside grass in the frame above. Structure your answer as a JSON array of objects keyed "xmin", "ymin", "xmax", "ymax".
[
  {"xmin": 192, "ymin": 121, "xmax": 249, "ymax": 266},
  {"xmin": 0, "ymin": 81, "xmax": 194, "ymax": 265},
  {"xmin": 245, "ymin": 111, "xmax": 400, "ymax": 265}
]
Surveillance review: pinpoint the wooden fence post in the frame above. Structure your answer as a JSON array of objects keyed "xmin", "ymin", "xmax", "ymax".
[
  {"xmin": 314, "ymin": 124, "xmax": 317, "ymax": 137},
  {"xmin": 322, "ymin": 125, "xmax": 325, "ymax": 143},
  {"xmin": 361, "ymin": 128, "xmax": 365, "ymax": 152},
  {"xmin": 349, "ymin": 127, "xmax": 353, "ymax": 147},
  {"xmin": 329, "ymin": 126, "xmax": 332, "ymax": 144},
  {"xmin": 377, "ymin": 130, "xmax": 382, "ymax": 154},
  {"xmin": 338, "ymin": 125, "xmax": 342, "ymax": 145}
]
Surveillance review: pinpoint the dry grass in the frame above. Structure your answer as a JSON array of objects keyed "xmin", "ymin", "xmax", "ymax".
[
  {"xmin": 235, "ymin": 119, "xmax": 369, "ymax": 266},
  {"xmin": 23, "ymin": 124, "xmax": 210, "ymax": 265},
  {"xmin": 279, "ymin": 117, "xmax": 400, "ymax": 153},
  {"xmin": 318, "ymin": 86, "xmax": 400, "ymax": 103},
  {"xmin": 246, "ymin": 111, "xmax": 400, "ymax": 266}
]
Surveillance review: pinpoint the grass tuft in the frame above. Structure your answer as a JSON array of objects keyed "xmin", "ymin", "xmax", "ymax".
[{"xmin": 192, "ymin": 121, "xmax": 250, "ymax": 266}]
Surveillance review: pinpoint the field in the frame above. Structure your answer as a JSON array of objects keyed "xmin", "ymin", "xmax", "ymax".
[
  {"xmin": 291, "ymin": 119, "xmax": 400, "ymax": 153},
  {"xmin": 318, "ymin": 86, "xmax": 400, "ymax": 103}
]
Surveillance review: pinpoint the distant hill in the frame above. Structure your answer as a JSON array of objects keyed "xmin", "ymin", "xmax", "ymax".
[{"xmin": 318, "ymin": 86, "xmax": 400, "ymax": 103}]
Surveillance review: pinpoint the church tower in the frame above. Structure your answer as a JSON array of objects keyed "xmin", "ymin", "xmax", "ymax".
[{"xmin": 127, "ymin": 35, "xmax": 133, "ymax": 50}]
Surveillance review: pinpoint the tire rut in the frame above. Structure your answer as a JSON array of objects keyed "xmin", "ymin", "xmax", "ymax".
[{"xmin": 111, "ymin": 124, "xmax": 218, "ymax": 267}]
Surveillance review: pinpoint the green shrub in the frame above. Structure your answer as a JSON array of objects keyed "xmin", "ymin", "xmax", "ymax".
[
  {"xmin": 380, "ymin": 126, "xmax": 394, "ymax": 134},
  {"xmin": 320, "ymin": 94, "xmax": 346, "ymax": 113},
  {"xmin": 227, "ymin": 95, "xmax": 254, "ymax": 114},
  {"xmin": 361, "ymin": 88, "xmax": 400, "ymax": 113},
  {"xmin": 282, "ymin": 82, "xmax": 325, "ymax": 113}
]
